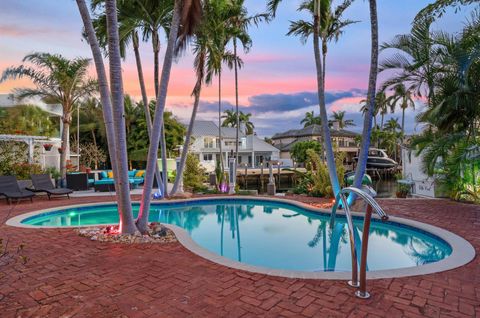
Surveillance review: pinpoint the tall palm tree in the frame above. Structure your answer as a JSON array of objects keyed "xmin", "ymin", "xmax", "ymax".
[
  {"xmin": 76, "ymin": 0, "xmax": 137, "ymax": 234},
  {"xmin": 137, "ymin": 0, "xmax": 202, "ymax": 232},
  {"xmin": 384, "ymin": 117, "xmax": 401, "ymax": 132},
  {"xmin": 172, "ymin": 0, "xmax": 229, "ymax": 195},
  {"xmin": 386, "ymin": 83, "xmax": 415, "ymax": 136},
  {"xmin": 329, "ymin": 111, "xmax": 355, "ymax": 129},
  {"xmin": 226, "ymin": 0, "xmax": 267, "ymax": 163},
  {"xmin": 286, "ymin": 0, "xmax": 358, "ymax": 85},
  {"xmin": 300, "ymin": 110, "xmax": 321, "ymax": 127},
  {"xmin": 222, "ymin": 110, "xmax": 255, "ymax": 134},
  {"xmin": 0, "ymin": 53, "xmax": 97, "ymax": 185},
  {"xmin": 350, "ymin": 0, "xmax": 379, "ymax": 203},
  {"xmin": 92, "ymin": 0, "xmax": 173, "ymax": 196}
]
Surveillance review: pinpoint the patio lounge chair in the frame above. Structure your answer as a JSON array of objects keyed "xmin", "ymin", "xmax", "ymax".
[
  {"xmin": 30, "ymin": 174, "xmax": 73, "ymax": 200},
  {"xmin": 0, "ymin": 175, "xmax": 35, "ymax": 204}
]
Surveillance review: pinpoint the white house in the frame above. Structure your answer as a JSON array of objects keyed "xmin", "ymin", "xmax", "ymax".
[{"xmin": 186, "ymin": 121, "xmax": 280, "ymax": 172}]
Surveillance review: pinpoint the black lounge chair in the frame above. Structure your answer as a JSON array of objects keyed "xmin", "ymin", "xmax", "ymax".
[
  {"xmin": 30, "ymin": 174, "xmax": 73, "ymax": 200},
  {"xmin": 0, "ymin": 175, "xmax": 35, "ymax": 204}
]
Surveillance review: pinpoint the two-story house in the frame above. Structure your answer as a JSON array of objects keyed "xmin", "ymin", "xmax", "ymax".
[
  {"xmin": 186, "ymin": 121, "xmax": 280, "ymax": 171},
  {"xmin": 271, "ymin": 122, "xmax": 359, "ymax": 169}
]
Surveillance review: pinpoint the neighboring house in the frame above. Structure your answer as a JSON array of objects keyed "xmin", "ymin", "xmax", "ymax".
[
  {"xmin": 271, "ymin": 122, "xmax": 359, "ymax": 168},
  {"xmin": 186, "ymin": 121, "xmax": 280, "ymax": 171}
]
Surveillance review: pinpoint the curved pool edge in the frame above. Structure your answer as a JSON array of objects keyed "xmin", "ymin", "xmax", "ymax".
[{"xmin": 5, "ymin": 195, "xmax": 476, "ymax": 280}]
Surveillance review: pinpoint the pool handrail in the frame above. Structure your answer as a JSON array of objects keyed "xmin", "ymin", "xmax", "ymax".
[{"xmin": 330, "ymin": 186, "xmax": 389, "ymax": 299}]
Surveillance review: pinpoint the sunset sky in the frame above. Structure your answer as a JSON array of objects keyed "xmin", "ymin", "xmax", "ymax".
[{"xmin": 0, "ymin": 1, "xmax": 474, "ymax": 136}]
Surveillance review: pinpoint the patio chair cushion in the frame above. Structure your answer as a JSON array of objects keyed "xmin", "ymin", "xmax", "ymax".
[
  {"xmin": 100, "ymin": 171, "xmax": 108, "ymax": 179},
  {"xmin": 95, "ymin": 179, "xmax": 135, "ymax": 185},
  {"xmin": 135, "ymin": 170, "xmax": 145, "ymax": 178},
  {"xmin": 107, "ymin": 171, "xmax": 114, "ymax": 178},
  {"xmin": 128, "ymin": 170, "xmax": 137, "ymax": 178}
]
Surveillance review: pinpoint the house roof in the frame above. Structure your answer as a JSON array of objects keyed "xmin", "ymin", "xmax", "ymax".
[
  {"xmin": 190, "ymin": 120, "xmax": 246, "ymax": 138},
  {"xmin": 248, "ymin": 135, "xmax": 280, "ymax": 153},
  {"xmin": 272, "ymin": 124, "xmax": 359, "ymax": 139}
]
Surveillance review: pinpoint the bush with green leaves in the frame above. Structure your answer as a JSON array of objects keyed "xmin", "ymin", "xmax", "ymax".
[
  {"xmin": 0, "ymin": 141, "xmax": 29, "ymax": 176},
  {"xmin": 290, "ymin": 140, "xmax": 322, "ymax": 165},
  {"xmin": 183, "ymin": 153, "xmax": 207, "ymax": 192},
  {"xmin": 291, "ymin": 149, "xmax": 345, "ymax": 197}
]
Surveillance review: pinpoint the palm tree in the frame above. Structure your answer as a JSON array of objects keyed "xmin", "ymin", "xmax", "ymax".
[
  {"xmin": 172, "ymin": 0, "xmax": 229, "ymax": 195},
  {"xmin": 350, "ymin": 0, "xmax": 379, "ymax": 203},
  {"xmin": 137, "ymin": 0, "xmax": 202, "ymax": 232},
  {"xmin": 226, "ymin": 0, "xmax": 267, "ymax": 164},
  {"xmin": 384, "ymin": 117, "xmax": 401, "ymax": 132},
  {"xmin": 0, "ymin": 52, "xmax": 97, "ymax": 185},
  {"xmin": 300, "ymin": 110, "xmax": 321, "ymax": 127},
  {"xmin": 76, "ymin": 0, "xmax": 137, "ymax": 234},
  {"xmin": 386, "ymin": 83, "xmax": 415, "ymax": 136},
  {"xmin": 376, "ymin": 91, "xmax": 389, "ymax": 129},
  {"xmin": 91, "ymin": 0, "xmax": 173, "ymax": 196},
  {"xmin": 287, "ymin": 0, "xmax": 358, "ymax": 85},
  {"xmin": 222, "ymin": 109, "xmax": 255, "ymax": 134},
  {"xmin": 329, "ymin": 111, "xmax": 355, "ymax": 129}
]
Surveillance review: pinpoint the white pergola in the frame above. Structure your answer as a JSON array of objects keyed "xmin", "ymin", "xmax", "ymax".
[{"xmin": 0, "ymin": 134, "xmax": 55, "ymax": 163}]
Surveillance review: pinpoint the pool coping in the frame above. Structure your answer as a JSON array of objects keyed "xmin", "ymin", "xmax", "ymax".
[{"xmin": 6, "ymin": 196, "xmax": 476, "ymax": 280}]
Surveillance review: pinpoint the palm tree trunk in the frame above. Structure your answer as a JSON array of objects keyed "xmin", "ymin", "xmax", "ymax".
[
  {"xmin": 218, "ymin": 69, "xmax": 224, "ymax": 174},
  {"xmin": 105, "ymin": 0, "xmax": 137, "ymax": 234},
  {"xmin": 381, "ymin": 113, "xmax": 384, "ymax": 130},
  {"xmin": 59, "ymin": 115, "xmax": 70, "ymax": 185},
  {"xmin": 132, "ymin": 31, "xmax": 164, "ymax": 194},
  {"xmin": 234, "ymin": 38, "xmax": 240, "ymax": 165},
  {"xmin": 350, "ymin": 0, "xmax": 378, "ymax": 204},
  {"xmin": 153, "ymin": 29, "xmax": 169, "ymax": 198},
  {"xmin": 401, "ymin": 107, "xmax": 405, "ymax": 137},
  {"xmin": 171, "ymin": 79, "xmax": 203, "ymax": 195},
  {"xmin": 137, "ymin": 0, "xmax": 181, "ymax": 232},
  {"xmin": 313, "ymin": 1, "xmax": 341, "ymax": 197},
  {"xmin": 322, "ymin": 40, "xmax": 327, "ymax": 90},
  {"xmin": 76, "ymin": 0, "xmax": 125, "ymax": 226}
]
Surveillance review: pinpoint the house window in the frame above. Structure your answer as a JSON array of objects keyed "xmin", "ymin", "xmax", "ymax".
[
  {"xmin": 204, "ymin": 137, "xmax": 215, "ymax": 148},
  {"xmin": 203, "ymin": 154, "xmax": 213, "ymax": 161}
]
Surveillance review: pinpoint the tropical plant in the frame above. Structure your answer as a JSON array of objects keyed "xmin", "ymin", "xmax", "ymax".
[
  {"xmin": 80, "ymin": 142, "xmax": 107, "ymax": 169},
  {"xmin": 300, "ymin": 110, "xmax": 321, "ymax": 127},
  {"xmin": 172, "ymin": 0, "xmax": 234, "ymax": 195},
  {"xmin": 386, "ymin": 83, "xmax": 415, "ymax": 136},
  {"xmin": 290, "ymin": 140, "xmax": 321, "ymax": 165},
  {"xmin": 0, "ymin": 105, "xmax": 59, "ymax": 137},
  {"xmin": 137, "ymin": 0, "xmax": 202, "ymax": 232},
  {"xmin": 329, "ymin": 111, "xmax": 355, "ymax": 129},
  {"xmin": 221, "ymin": 109, "xmax": 254, "ymax": 134},
  {"xmin": 0, "ymin": 53, "xmax": 97, "ymax": 185},
  {"xmin": 0, "ymin": 141, "xmax": 29, "ymax": 176}
]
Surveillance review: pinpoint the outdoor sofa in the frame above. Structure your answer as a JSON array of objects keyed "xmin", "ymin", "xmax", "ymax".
[
  {"xmin": 94, "ymin": 170, "xmax": 144, "ymax": 192},
  {"xmin": 29, "ymin": 174, "xmax": 73, "ymax": 200},
  {"xmin": 0, "ymin": 175, "xmax": 35, "ymax": 204}
]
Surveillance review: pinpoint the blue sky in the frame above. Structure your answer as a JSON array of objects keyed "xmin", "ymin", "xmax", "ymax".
[{"xmin": 0, "ymin": 0, "xmax": 475, "ymax": 136}]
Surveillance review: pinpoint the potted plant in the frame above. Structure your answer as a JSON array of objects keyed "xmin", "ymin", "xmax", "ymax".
[
  {"xmin": 43, "ymin": 143, "xmax": 53, "ymax": 151},
  {"xmin": 396, "ymin": 183, "xmax": 411, "ymax": 198}
]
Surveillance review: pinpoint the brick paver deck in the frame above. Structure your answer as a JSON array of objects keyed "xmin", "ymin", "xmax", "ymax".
[{"xmin": 0, "ymin": 195, "xmax": 478, "ymax": 317}]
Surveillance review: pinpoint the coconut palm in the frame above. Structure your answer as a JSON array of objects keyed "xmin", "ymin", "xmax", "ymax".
[
  {"xmin": 287, "ymin": 0, "xmax": 358, "ymax": 85},
  {"xmin": 222, "ymin": 109, "xmax": 254, "ymax": 134},
  {"xmin": 386, "ymin": 83, "xmax": 415, "ymax": 136},
  {"xmin": 300, "ymin": 111, "xmax": 321, "ymax": 127},
  {"xmin": 384, "ymin": 117, "xmax": 401, "ymax": 132},
  {"xmin": 226, "ymin": 0, "xmax": 268, "ymax": 163},
  {"xmin": 91, "ymin": 0, "xmax": 173, "ymax": 196},
  {"xmin": 0, "ymin": 52, "xmax": 97, "ymax": 185},
  {"xmin": 137, "ymin": 0, "xmax": 202, "ymax": 232},
  {"xmin": 172, "ymin": 0, "xmax": 233, "ymax": 195},
  {"xmin": 76, "ymin": 0, "xmax": 138, "ymax": 233},
  {"xmin": 329, "ymin": 111, "xmax": 355, "ymax": 129}
]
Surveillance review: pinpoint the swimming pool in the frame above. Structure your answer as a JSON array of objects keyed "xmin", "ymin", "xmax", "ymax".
[{"xmin": 8, "ymin": 197, "xmax": 474, "ymax": 279}]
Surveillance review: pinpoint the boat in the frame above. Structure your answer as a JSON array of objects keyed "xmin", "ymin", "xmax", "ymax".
[{"xmin": 354, "ymin": 148, "xmax": 398, "ymax": 169}]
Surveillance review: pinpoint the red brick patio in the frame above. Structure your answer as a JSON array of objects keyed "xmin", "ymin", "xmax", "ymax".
[{"xmin": 0, "ymin": 195, "xmax": 478, "ymax": 317}]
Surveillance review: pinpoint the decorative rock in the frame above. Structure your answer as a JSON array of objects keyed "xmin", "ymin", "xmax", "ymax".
[{"xmin": 75, "ymin": 224, "xmax": 177, "ymax": 244}]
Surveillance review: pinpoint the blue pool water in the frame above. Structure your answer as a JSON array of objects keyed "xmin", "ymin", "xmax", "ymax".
[{"xmin": 22, "ymin": 199, "xmax": 452, "ymax": 272}]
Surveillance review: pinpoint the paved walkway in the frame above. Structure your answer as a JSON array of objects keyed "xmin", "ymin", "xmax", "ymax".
[{"xmin": 0, "ymin": 195, "xmax": 478, "ymax": 317}]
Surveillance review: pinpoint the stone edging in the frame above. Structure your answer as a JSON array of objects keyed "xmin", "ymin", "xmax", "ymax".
[{"xmin": 6, "ymin": 196, "xmax": 476, "ymax": 280}]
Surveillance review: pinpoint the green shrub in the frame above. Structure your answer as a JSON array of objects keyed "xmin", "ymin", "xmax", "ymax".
[
  {"xmin": 11, "ymin": 163, "xmax": 43, "ymax": 180},
  {"xmin": 183, "ymin": 154, "xmax": 207, "ymax": 192}
]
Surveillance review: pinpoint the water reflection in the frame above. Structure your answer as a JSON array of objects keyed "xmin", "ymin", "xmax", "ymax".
[{"xmin": 24, "ymin": 201, "xmax": 451, "ymax": 272}]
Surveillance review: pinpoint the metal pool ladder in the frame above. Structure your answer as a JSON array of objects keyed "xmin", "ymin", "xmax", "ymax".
[{"xmin": 330, "ymin": 187, "xmax": 389, "ymax": 299}]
